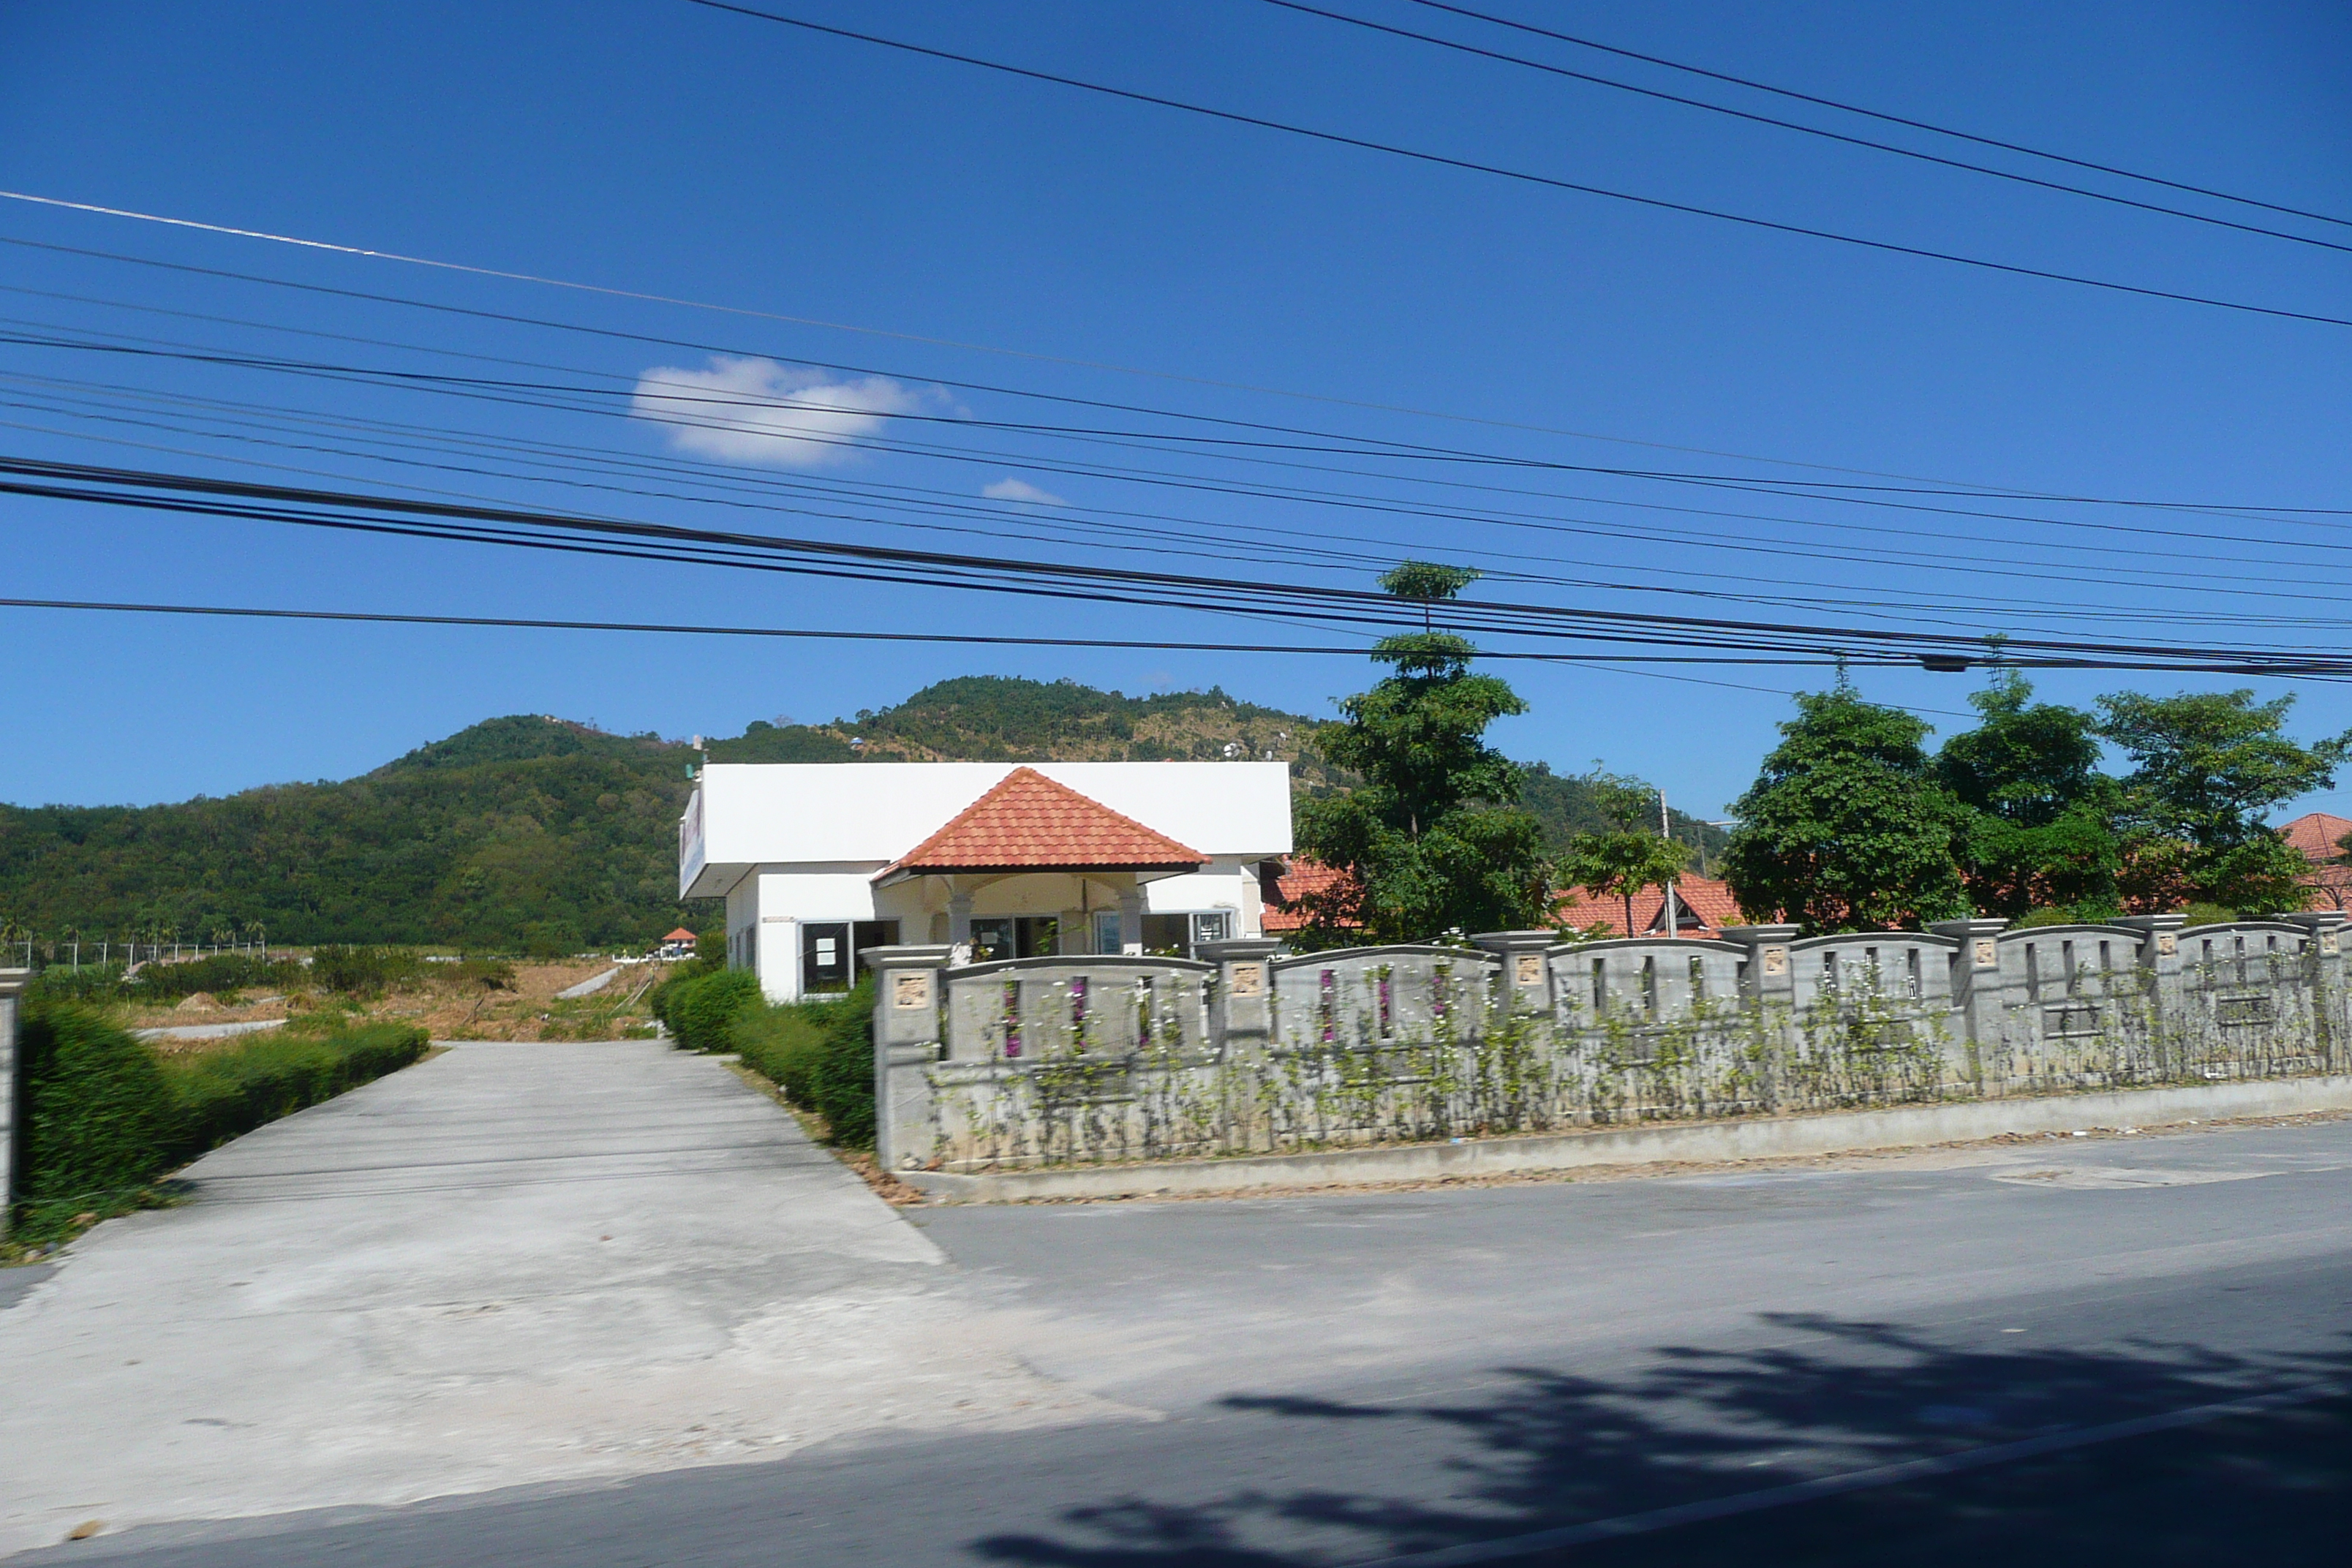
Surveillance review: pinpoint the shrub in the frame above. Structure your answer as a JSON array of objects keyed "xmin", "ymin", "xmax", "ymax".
[
  {"xmin": 24, "ymin": 962, "xmax": 131, "ymax": 1006},
  {"xmin": 2176, "ymin": 902, "xmax": 2239, "ymax": 928},
  {"xmin": 131, "ymin": 953, "xmax": 308, "ymax": 1002},
  {"xmin": 734, "ymin": 981, "xmax": 875, "ymax": 1147},
  {"xmin": 663, "ymin": 968, "xmax": 764, "ymax": 1053},
  {"xmin": 9, "ymin": 1006, "xmax": 429, "ymax": 1239},
  {"xmin": 13, "ymin": 1001, "xmax": 180, "ymax": 1213},
  {"xmin": 159, "ymin": 1022, "xmax": 429, "ymax": 1157},
  {"xmin": 310, "ymin": 946, "xmax": 428, "ymax": 995}
]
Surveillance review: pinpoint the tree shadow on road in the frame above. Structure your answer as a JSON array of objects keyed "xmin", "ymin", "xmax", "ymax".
[{"xmin": 973, "ymin": 1314, "xmax": 2352, "ymax": 1567}]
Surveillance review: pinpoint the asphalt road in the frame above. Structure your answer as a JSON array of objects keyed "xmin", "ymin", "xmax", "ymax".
[{"xmin": 37, "ymin": 1114, "xmax": 2352, "ymax": 1565}]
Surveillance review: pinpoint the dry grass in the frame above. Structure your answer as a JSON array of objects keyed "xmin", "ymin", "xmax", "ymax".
[{"xmin": 118, "ymin": 957, "xmax": 686, "ymax": 1043}]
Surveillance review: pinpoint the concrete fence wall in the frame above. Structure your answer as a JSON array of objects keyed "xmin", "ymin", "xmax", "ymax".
[{"xmin": 863, "ymin": 912, "xmax": 2352, "ymax": 1173}]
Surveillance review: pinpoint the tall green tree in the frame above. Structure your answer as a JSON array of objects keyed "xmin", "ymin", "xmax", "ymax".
[
  {"xmin": 2097, "ymin": 688, "xmax": 2350, "ymax": 913},
  {"xmin": 1292, "ymin": 562, "xmax": 1553, "ymax": 941},
  {"xmin": 1556, "ymin": 772, "xmax": 1692, "ymax": 936},
  {"xmin": 1931, "ymin": 671, "xmax": 2122, "ymax": 920},
  {"xmin": 1722, "ymin": 677, "xmax": 1967, "ymax": 934}
]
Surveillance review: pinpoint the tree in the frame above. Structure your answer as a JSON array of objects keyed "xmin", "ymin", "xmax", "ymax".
[
  {"xmin": 1721, "ymin": 676, "xmax": 1967, "ymax": 934},
  {"xmin": 1292, "ymin": 562, "xmax": 1553, "ymax": 941},
  {"xmin": 1555, "ymin": 772, "xmax": 1692, "ymax": 936},
  {"xmin": 1931, "ymin": 671, "xmax": 2122, "ymax": 920},
  {"xmin": 2097, "ymin": 688, "xmax": 2351, "ymax": 913}
]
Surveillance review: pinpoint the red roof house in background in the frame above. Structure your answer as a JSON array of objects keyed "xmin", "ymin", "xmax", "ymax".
[
  {"xmin": 2281, "ymin": 813, "xmax": 2352, "ymax": 910},
  {"xmin": 1261, "ymin": 857, "xmax": 1360, "ymax": 933},
  {"xmin": 1556, "ymin": 876, "xmax": 1743, "ymax": 939}
]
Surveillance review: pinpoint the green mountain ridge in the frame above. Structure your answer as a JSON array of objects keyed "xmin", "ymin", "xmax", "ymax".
[{"xmin": 0, "ymin": 676, "xmax": 1728, "ymax": 952}]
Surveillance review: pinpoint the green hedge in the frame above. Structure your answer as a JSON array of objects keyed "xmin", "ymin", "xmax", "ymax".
[
  {"xmin": 652, "ymin": 968, "xmax": 877, "ymax": 1147},
  {"xmin": 734, "ymin": 981, "xmax": 875, "ymax": 1147},
  {"xmin": 657, "ymin": 969, "xmax": 764, "ymax": 1053},
  {"xmin": 10, "ymin": 1004, "xmax": 429, "ymax": 1237}
]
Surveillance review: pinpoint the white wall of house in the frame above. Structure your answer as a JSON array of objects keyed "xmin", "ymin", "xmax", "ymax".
[{"xmin": 684, "ymin": 762, "xmax": 1292, "ymax": 1003}]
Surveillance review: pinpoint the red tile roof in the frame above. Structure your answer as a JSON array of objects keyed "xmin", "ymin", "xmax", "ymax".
[
  {"xmin": 663, "ymin": 927, "xmax": 698, "ymax": 942},
  {"xmin": 1557, "ymin": 876, "xmax": 1744, "ymax": 938},
  {"xmin": 878, "ymin": 766, "xmax": 1206, "ymax": 879},
  {"xmin": 1262, "ymin": 857, "xmax": 1361, "ymax": 931},
  {"xmin": 2282, "ymin": 812, "xmax": 2352, "ymax": 910}
]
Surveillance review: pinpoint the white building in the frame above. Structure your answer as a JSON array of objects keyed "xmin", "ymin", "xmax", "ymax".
[{"xmin": 679, "ymin": 761, "xmax": 1294, "ymax": 1001}]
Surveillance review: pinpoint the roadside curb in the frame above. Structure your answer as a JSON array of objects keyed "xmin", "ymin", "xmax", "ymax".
[{"xmin": 901, "ymin": 1075, "xmax": 2352, "ymax": 1203}]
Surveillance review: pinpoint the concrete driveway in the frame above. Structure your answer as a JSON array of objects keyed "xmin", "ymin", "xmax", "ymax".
[{"xmin": 0, "ymin": 1041, "xmax": 1112, "ymax": 1556}]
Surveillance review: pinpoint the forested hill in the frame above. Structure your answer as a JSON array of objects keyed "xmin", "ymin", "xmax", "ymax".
[{"xmin": 0, "ymin": 677, "xmax": 1726, "ymax": 951}]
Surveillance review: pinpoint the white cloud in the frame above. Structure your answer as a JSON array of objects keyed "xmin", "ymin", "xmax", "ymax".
[
  {"xmin": 630, "ymin": 356, "xmax": 924, "ymax": 467},
  {"xmin": 981, "ymin": 476, "xmax": 1068, "ymax": 506}
]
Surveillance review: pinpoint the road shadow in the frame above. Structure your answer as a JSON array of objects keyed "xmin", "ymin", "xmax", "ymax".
[{"xmin": 973, "ymin": 1313, "xmax": 2352, "ymax": 1566}]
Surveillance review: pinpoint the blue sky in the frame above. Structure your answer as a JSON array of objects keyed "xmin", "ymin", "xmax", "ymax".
[{"xmin": 3, "ymin": 0, "xmax": 2351, "ymax": 818}]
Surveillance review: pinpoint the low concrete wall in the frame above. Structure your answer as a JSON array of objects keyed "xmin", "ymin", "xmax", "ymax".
[{"xmin": 900, "ymin": 1074, "xmax": 2352, "ymax": 1204}]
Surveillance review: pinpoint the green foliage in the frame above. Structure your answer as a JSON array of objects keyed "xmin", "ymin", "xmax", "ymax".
[
  {"xmin": 2098, "ymin": 688, "xmax": 2351, "ymax": 913},
  {"xmin": 309, "ymin": 946, "xmax": 429, "ymax": 996},
  {"xmin": 133, "ymin": 953, "xmax": 309, "ymax": 1001},
  {"xmin": 1933, "ymin": 673, "xmax": 2123, "ymax": 920},
  {"xmin": 660, "ymin": 968, "xmax": 765, "ymax": 1053},
  {"xmin": 734, "ymin": 981, "xmax": 876, "ymax": 1147},
  {"xmin": 1722, "ymin": 679, "xmax": 1968, "ymax": 933},
  {"xmin": 14, "ymin": 1002, "xmax": 179, "ymax": 1210},
  {"xmin": 1554, "ymin": 772, "xmax": 1693, "ymax": 935},
  {"xmin": 2175, "ymin": 901, "xmax": 2239, "ymax": 927},
  {"xmin": 1517, "ymin": 764, "xmax": 1730, "ymax": 859},
  {"xmin": 159, "ymin": 1022, "xmax": 429, "ymax": 1165},
  {"xmin": 10, "ymin": 1005, "xmax": 426, "ymax": 1237},
  {"xmin": 1293, "ymin": 565, "xmax": 1553, "ymax": 941}
]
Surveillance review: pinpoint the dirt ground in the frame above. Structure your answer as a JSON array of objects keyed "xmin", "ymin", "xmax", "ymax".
[{"xmin": 123, "ymin": 957, "xmax": 687, "ymax": 1042}]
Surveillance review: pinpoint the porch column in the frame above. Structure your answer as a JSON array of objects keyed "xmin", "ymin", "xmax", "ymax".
[
  {"xmin": 947, "ymin": 886, "xmax": 975, "ymax": 946},
  {"xmin": 1118, "ymin": 886, "xmax": 1145, "ymax": 956}
]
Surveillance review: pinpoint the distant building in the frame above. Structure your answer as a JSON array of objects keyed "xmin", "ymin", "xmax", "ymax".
[
  {"xmin": 657, "ymin": 927, "xmax": 699, "ymax": 960},
  {"xmin": 1556, "ymin": 876, "xmax": 1742, "ymax": 939},
  {"xmin": 679, "ymin": 761, "xmax": 1292, "ymax": 1001},
  {"xmin": 2282, "ymin": 812, "xmax": 2352, "ymax": 910}
]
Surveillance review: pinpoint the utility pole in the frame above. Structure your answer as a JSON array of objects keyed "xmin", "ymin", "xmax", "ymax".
[{"xmin": 1659, "ymin": 788, "xmax": 1677, "ymax": 940}]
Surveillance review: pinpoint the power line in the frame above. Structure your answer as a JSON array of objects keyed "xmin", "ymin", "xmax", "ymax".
[
  {"xmin": 1407, "ymin": 0, "xmax": 2352, "ymax": 233},
  {"xmin": 10, "ymin": 233, "xmax": 2348, "ymax": 523},
  {"xmin": 683, "ymin": 0, "xmax": 2352, "ymax": 335},
  {"xmin": 1264, "ymin": 0, "xmax": 2352, "ymax": 258},
  {"xmin": 0, "ymin": 596, "xmax": 1861, "ymax": 663},
  {"xmin": 12, "ymin": 453, "xmax": 2352, "ymax": 674}
]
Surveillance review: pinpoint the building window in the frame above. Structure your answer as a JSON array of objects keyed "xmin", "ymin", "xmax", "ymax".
[
  {"xmin": 970, "ymin": 916, "xmax": 1059, "ymax": 963},
  {"xmin": 1139, "ymin": 913, "xmax": 1231, "ymax": 959},
  {"xmin": 803, "ymin": 922, "xmax": 851, "ymax": 993},
  {"xmin": 1093, "ymin": 911, "xmax": 1123, "ymax": 955}
]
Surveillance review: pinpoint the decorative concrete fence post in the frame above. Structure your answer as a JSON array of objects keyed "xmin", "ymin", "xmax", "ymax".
[
  {"xmin": 864, "ymin": 944, "xmax": 952, "ymax": 1172},
  {"xmin": 0, "ymin": 969, "xmax": 25, "ymax": 1238},
  {"xmin": 2116, "ymin": 915, "xmax": 2188, "ymax": 1067},
  {"xmin": 2285, "ymin": 912, "xmax": 2351, "ymax": 1069},
  {"xmin": 1472, "ymin": 930, "xmax": 1557, "ymax": 1017},
  {"xmin": 1199, "ymin": 938, "xmax": 1282, "ymax": 1057},
  {"xmin": 1719, "ymin": 926, "xmax": 1798, "ymax": 1107},
  {"xmin": 1930, "ymin": 919, "xmax": 2010, "ymax": 1094}
]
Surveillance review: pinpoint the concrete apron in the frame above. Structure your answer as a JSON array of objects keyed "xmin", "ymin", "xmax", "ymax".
[{"xmin": 904, "ymin": 1074, "xmax": 2352, "ymax": 1203}]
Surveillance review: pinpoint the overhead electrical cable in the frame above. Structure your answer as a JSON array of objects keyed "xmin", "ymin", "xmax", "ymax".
[
  {"xmin": 8, "ymin": 234, "xmax": 2348, "ymax": 524},
  {"xmin": 13, "ymin": 454, "xmax": 2352, "ymax": 674},
  {"xmin": 1264, "ymin": 0, "xmax": 2352, "ymax": 257},
  {"xmin": 682, "ymin": 0, "xmax": 2352, "ymax": 334},
  {"xmin": 1406, "ymin": 0, "xmax": 2352, "ymax": 233},
  {"xmin": 16, "ymin": 364, "xmax": 2323, "ymax": 638}
]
